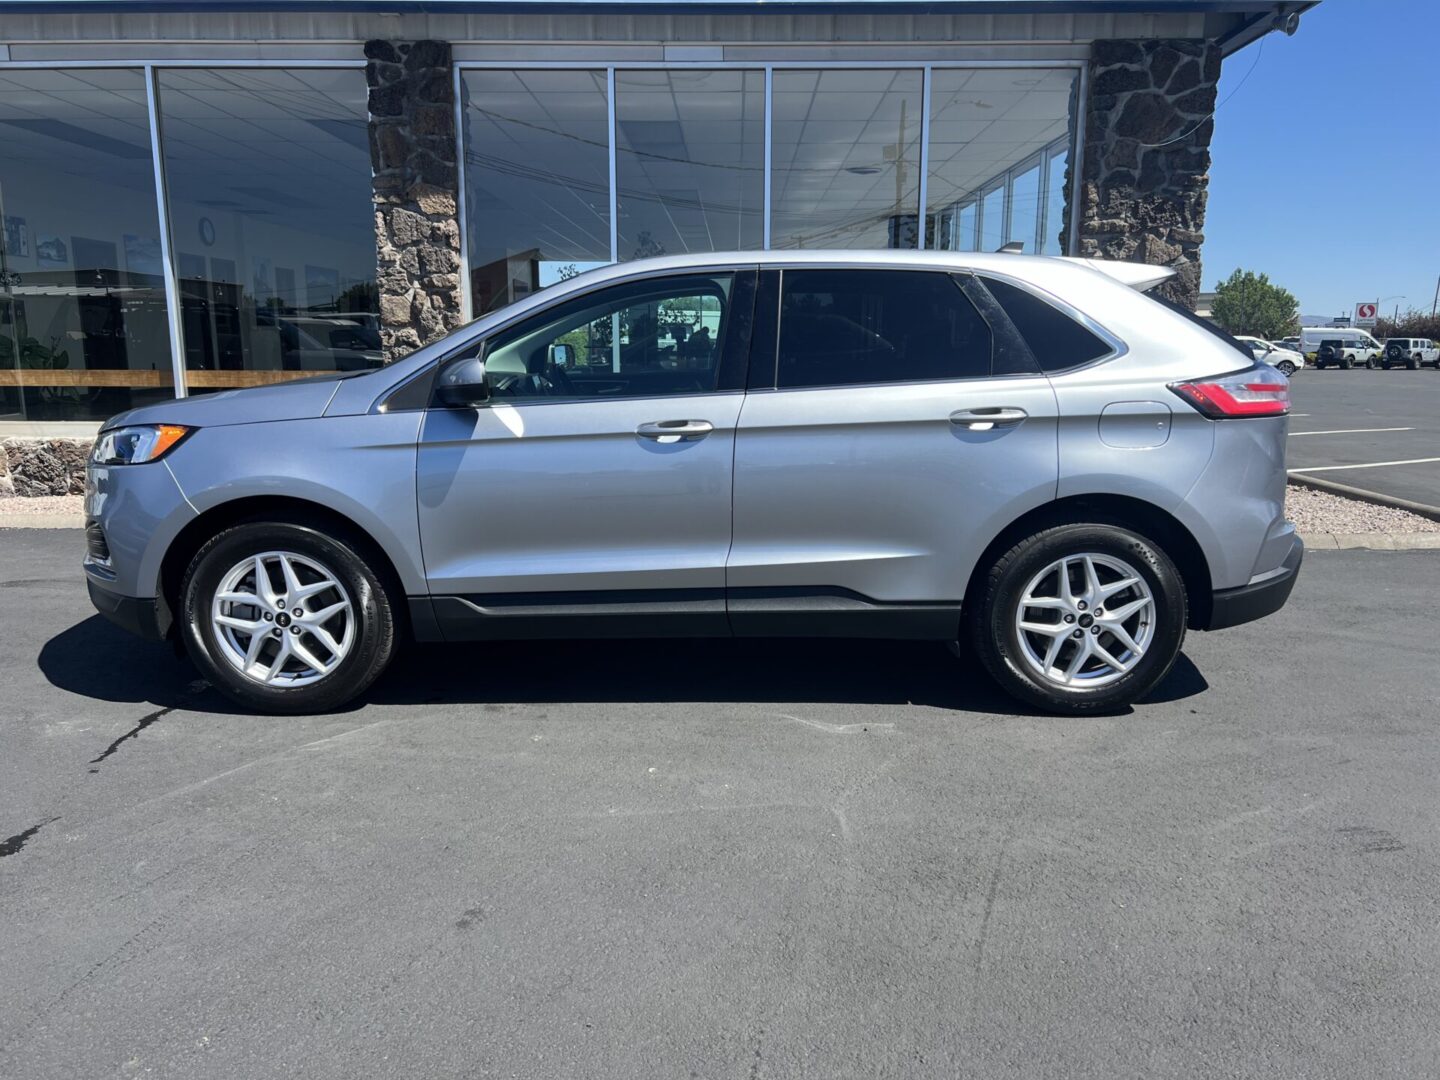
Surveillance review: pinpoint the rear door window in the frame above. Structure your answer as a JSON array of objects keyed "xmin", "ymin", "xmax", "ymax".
[
  {"xmin": 775, "ymin": 269, "xmax": 992, "ymax": 389},
  {"xmin": 979, "ymin": 276, "xmax": 1114, "ymax": 372}
]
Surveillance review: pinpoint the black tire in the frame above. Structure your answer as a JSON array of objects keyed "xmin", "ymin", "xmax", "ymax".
[
  {"xmin": 1407, "ymin": 355, "xmax": 1419, "ymax": 370},
  {"xmin": 181, "ymin": 520, "xmax": 398, "ymax": 714},
  {"xmin": 1340, "ymin": 356, "xmax": 1353, "ymax": 369},
  {"xmin": 1277, "ymin": 361, "xmax": 1296, "ymax": 376},
  {"xmin": 1366, "ymin": 356, "xmax": 1379, "ymax": 370},
  {"xmin": 967, "ymin": 523, "xmax": 1187, "ymax": 714}
]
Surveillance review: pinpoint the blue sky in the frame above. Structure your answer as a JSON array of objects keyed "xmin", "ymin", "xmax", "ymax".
[{"xmin": 1204, "ymin": 0, "xmax": 1440, "ymax": 319}]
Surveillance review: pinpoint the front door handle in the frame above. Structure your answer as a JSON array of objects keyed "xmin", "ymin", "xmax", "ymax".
[
  {"xmin": 636, "ymin": 419, "xmax": 714, "ymax": 442},
  {"xmin": 949, "ymin": 407, "xmax": 1029, "ymax": 430}
]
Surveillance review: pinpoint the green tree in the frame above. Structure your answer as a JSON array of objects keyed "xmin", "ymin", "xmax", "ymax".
[{"xmin": 1210, "ymin": 269, "xmax": 1300, "ymax": 341}]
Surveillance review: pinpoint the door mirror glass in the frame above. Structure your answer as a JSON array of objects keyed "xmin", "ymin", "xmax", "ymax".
[
  {"xmin": 548, "ymin": 342, "xmax": 575, "ymax": 368},
  {"xmin": 434, "ymin": 354, "xmax": 490, "ymax": 408}
]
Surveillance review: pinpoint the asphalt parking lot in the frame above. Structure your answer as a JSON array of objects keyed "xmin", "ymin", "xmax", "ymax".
[
  {"xmin": 4, "ymin": 529, "xmax": 1440, "ymax": 1078},
  {"xmin": 1289, "ymin": 369, "xmax": 1440, "ymax": 509}
]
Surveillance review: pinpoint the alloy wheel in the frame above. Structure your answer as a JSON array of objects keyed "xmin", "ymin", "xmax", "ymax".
[
  {"xmin": 1014, "ymin": 552, "xmax": 1156, "ymax": 689},
  {"xmin": 210, "ymin": 551, "xmax": 355, "ymax": 686}
]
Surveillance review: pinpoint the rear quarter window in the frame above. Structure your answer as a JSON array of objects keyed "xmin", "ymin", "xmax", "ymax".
[{"xmin": 979, "ymin": 276, "xmax": 1114, "ymax": 372}]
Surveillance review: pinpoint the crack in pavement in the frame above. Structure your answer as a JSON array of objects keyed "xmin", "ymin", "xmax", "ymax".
[
  {"xmin": 88, "ymin": 682, "xmax": 211, "ymax": 773},
  {"xmin": 0, "ymin": 817, "xmax": 59, "ymax": 859}
]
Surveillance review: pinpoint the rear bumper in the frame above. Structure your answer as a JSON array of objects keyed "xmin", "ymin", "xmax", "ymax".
[
  {"xmin": 1202, "ymin": 534, "xmax": 1303, "ymax": 631},
  {"xmin": 87, "ymin": 577, "xmax": 171, "ymax": 642}
]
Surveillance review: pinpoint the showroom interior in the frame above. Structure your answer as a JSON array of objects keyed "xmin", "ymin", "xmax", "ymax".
[{"xmin": 0, "ymin": 0, "xmax": 1309, "ymax": 441}]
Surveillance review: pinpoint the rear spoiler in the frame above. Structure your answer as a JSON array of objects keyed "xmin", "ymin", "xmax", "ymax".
[{"xmin": 1060, "ymin": 258, "xmax": 1176, "ymax": 292}]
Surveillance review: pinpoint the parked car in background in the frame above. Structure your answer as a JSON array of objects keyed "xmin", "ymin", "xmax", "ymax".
[
  {"xmin": 1236, "ymin": 335, "xmax": 1305, "ymax": 376},
  {"xmin": 1299, "ymin": 326, "xmax": 1382, "ymax": 367},
  {"xmin": 1313, "ymin": 338, "xmax": 1353, "ymax": 370},
  {"xmin": 83, "ymin": 251, "xmax": 1301, "ymax": 717},
  {"xmin": 1381, "ymin": 337, "xmax": 1440, "ymax": 370}
]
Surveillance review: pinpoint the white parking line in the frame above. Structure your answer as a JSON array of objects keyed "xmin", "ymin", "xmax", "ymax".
[
  {"xmin": 1289, "ymin": 457, "xmax": 1440, "ymax": 474},
  {"xmin": 1288, "ymin": 426, "xmax": 1414, "ymax": 437}
]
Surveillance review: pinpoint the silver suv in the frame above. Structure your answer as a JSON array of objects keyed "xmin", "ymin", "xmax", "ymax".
[{"xmin": 83, "ymin": 252, "xmax": 1302, "ymax": 715}]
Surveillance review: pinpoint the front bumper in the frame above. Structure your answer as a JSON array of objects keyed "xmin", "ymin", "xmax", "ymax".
[
  {"xmin": 87, "ymin": 577, "xmax": 172, "ymax": 642},
  {"xmin": 1203, "ymin": 534, "xmax": 1304, "ymax": 631}
]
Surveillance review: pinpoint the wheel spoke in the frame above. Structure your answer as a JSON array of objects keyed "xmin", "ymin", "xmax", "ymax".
[
  {"xmin": 289, "ymin": 636, "xmax": 333, "ymax": 676},
  {"xmin": 1082, "ymin": 555, "xmax": 1103, "ymax": 603},
  {"xmin": 1042, "ymin": 631, "xmax": 1066, "ymax": 673},
  {"xmin": 1097, "ymin": 575, "xmax": 1140, "ymax": 603},
  {"xmin": 1064, "ymin": 636, "xmax": 1092, "ymax": 682},
  {"xmin": 1104, "ymin": 597, "xmax": 1150, "ymax": 623},
  {"xmin": 217, "ymin": 590, "xmax": 261, "ymax": 607},
  {"xmin": 1091, "ymin": 638, "xmax": 1131, "ymax": 674},
  {"xmin": 278, "ymin": 554, "xmax": 305, "ymax": 600},
  {"xmin": 263, "ymin": 636, "xmax": 293, "ymax": 683},
  {"xmin": 1058, "ymin": 558, "xmax": 1078, "ymax": 606},
  {"xmin": 1021, "ymin": 595, "xmax": 1067, "ymax": 610},
  {"xmin": 253, "ymin": 555, "xmax": 279, "ymax": 608},
  {"xmin": 215, "ymin": 612, "xmax": 265, "ymax": 632},
  {"xmin": 306, "ymin": 623, "xmax": 344, "ymax": 659},
  {"xmin": 301, "ymin": 600, "xmax": 348, "ymax": 626},
  {"xmin": 1019, "ymin": 620, "xmax": 1067, "ymax": 637},
  {"xmin": 1101, "ymin": 620, "xmax": 1143, "ymax": 657},
  {"xmin": 243, "ymin": 628, "xmax": 269, "ymax": 672}
]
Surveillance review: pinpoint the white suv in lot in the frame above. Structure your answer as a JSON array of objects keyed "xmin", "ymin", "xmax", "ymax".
[
  {"xmin": 1236, "ymin": 336, "xmax": 1305, "ymax": 376},
  {"xmin": 1381, "ymin": 338, "xmax": 1440, "ymax": 370}
]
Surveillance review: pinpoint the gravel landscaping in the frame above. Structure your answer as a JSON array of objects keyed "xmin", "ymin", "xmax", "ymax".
[
  {"xmin": 0, "ymin": 494, "xmax": 84, "ymax": 520},
  {"xmin": 1284, "ymin": 484, "xmax": 1440, "ymax": 534}
]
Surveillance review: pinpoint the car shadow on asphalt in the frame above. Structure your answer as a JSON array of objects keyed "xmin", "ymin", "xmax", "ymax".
[{"xmin": 39, "ymin": 615, "xmax": 1210, "ymax": 718}]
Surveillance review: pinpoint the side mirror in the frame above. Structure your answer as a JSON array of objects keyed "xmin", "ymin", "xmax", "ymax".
[
  {"xmin": 548, "ymin": 342, "xmax": 575, "ymax": 368},
  {"xmin": 434, "ymin": 354, "xmax": 490, "ymax": 408}
]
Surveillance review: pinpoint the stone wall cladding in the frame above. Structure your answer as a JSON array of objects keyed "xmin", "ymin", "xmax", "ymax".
[
  {"xmin": 1076, "ymin": 39, "xmax": 1221, "ymax": 310},
  {"xmin": 2, "ymin": 438, "xmax": 90, "ymax": 497},
  {"xmin": 365, "ymin": 39, "xmax": 465, "ymax": 361}
]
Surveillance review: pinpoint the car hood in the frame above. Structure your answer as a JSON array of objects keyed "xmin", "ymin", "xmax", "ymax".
[{"xmin": 101, "ymin": 375, "xmax": 346, "ymax": 431}]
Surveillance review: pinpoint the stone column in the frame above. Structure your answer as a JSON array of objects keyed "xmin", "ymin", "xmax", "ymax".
[
  {"xmin": 365, "ymin": 39, "xmax": 466, "ymax": 360},
  {"xmin": 1074, "ymin": 40, "xmax": 1221, "ymax": 310}
]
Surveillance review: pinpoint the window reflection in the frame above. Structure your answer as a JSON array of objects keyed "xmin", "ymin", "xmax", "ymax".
[
  {"xmin": 771, "ymin": 70, "xmax": 923, "ymax": 250},
  {"xmin": 0, "ymin": 69, "xmax": 174, "ymax": 421},
  {"xmin": 926, "ymin": 68, "xmax": 1076, "ymax": 255},
  {"xmin": 158, "ymin": 68, "xmax": 378, "ymax": 390},
  {"xmin": 463, "ymin": 69, "xmax": 611, "ymax": 315},
  {"xmin": 615, "ymin": 69, "xmax": 764, "ymax": 260}
]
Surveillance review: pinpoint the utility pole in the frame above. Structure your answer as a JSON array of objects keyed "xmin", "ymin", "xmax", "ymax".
[{"xmin": 1432, "ymin": 274, "xmax": 1438, "ymax": 317}]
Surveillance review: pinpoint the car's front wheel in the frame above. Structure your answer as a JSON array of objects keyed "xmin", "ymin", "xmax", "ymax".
[
  {"xmin": 1277, "ymin": 360, "xmax": 1296, "ymax": 376},
  {"xmin": 181, "ymin": 521, "xmax": 398, "ymax": 713},
  {"xmin": 967, "ymin": 524, "xmax": 1187, "ymax": 714}
]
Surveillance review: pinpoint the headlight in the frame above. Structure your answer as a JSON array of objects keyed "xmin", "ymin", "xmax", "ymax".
[{"xmin": 91, "ymin": 424, "xmax": 194, "ymax": 466}]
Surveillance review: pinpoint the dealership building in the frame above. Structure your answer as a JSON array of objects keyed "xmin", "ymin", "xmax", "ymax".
[{"xmin": 0, "ymin": 0, "xmax": 1311, "ymax": 466}]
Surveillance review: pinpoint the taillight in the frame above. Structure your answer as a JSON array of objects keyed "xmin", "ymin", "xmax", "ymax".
[{"xmin": 1168, "ymin": 364, "xmax": 1290, "ymax": 419}]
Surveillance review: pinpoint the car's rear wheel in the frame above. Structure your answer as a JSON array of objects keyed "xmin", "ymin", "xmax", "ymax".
[
  {"xmin": 1407, "ymin": 354, "xmax": 1420, "ymax": 370},
  {"xmin": 967, "ymin": 524, "xmax": 1187, "ymax": 714},
  {"xmin": 1277, "ymin": 360, "xmax": 1296, "ymax": 376},
  {"xmin": 1340, "ymin": 356, "xmax": 1353, "ymax": 369},
  {"xmin": 181, "ymin": 521, "xmax": 397, "ymax": 713}
]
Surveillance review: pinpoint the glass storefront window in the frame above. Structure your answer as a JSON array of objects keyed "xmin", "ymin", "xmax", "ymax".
[
  {"xmin": 771, "ymin": 70, "xmax": 923, "ymax": 250},
  {"xmin": 927, "ymin": 68, "xmax": 1077, "ymax": 255},
  {"xmin": 1042, "ymin": 147, "xmax": 1069, "ymax": 255},
  {"xmin": 615, "ymin": 69, "xmax": 764, "ymax": 260},
  {"xmin": 157, "ymin": 68, "xmax": 376, "ymax": 390},
  {"xmin": 0, "ymin": 69, "xmax": 174, "ymax": 422},
  {"xmin": 462, "ymin": 69, "xmax": 611, "ymax": 316}
]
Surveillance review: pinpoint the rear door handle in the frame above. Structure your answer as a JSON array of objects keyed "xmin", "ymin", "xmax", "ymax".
[
  {"xmin": 636, "ymin": 419, "xmax": 714, "ymax": 442},
  {"xmin": 949, "ymin": 407, "xmax": 1028, "ymax": 430}
]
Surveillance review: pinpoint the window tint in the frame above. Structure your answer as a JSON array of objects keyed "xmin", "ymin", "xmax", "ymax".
[
  {"xmin": 776, "ymin": 270, "xmax": 991, "ymax": 388},
  {"xmin": 481, "ymin": 273, "xmax": 734, "ymax": 402},
  {"xmin": 980, "ymin": 277, "xmax": 1113, "ymax": 371}
]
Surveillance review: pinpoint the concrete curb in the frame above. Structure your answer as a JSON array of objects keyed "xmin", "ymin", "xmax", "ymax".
[
  {"xmin": 0, "ymin": 513, "xmax": 85, "ymax": 529},
  {"xmin": 1305, "ymin": 532, "xmax": 1440, "ymax": 551},
  {"xmin": 1288, "ymin": 473, "xmax": 1440, "ymax": 524}
]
